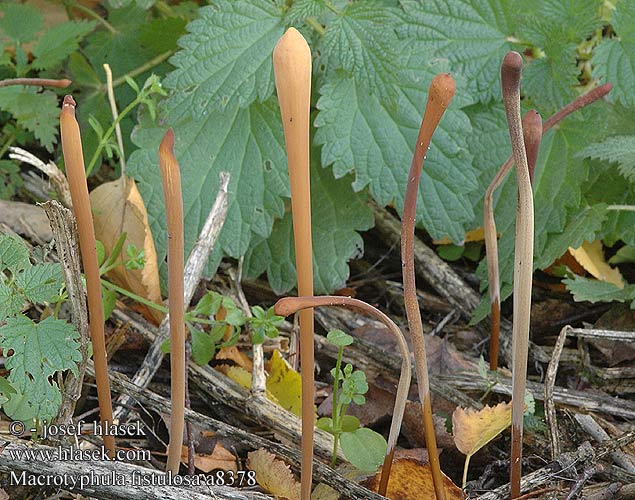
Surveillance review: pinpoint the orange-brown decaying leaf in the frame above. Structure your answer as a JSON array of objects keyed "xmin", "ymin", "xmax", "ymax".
[
  {"xmin": 180, "ymin": 443, "xmax": 237, "ymax": 473},
  {"xmin": 452, "ymin": 401, "xmax": 512, "ymax": 457},
  {"xmin": 247, "ymin": 449, "xmax": 300, "ymax": 500},
  {"xmin": 364, "ymin": 459, "xmax": 464, "ymax": 500},
  {"xmin": 90, "ymin": 176, "xmax": 162, "ymax": 323}
]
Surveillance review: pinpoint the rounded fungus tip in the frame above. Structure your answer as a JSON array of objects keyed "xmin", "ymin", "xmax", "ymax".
[
  {"xmin": 429, "ymin": 73, "xmax": 456, "ymax": 109},
  {"xmin": 501, "ymin": 51, "xmax": 523, "ymax": 96},
  {"xmin": 502, "ymin": 51, "xmax": 523, "ymax": 73},
  {"xmin": 160, "ymin": 128, "xmax": 175, "ymax": 153},
  {"xmin": 273, "ymin": 27, "xmax": 310, "ymax": 61},
  {"xmin": 63, "ymin": 95, "xmax": 76, "ymax": 108},
  {"xmin": 273, "ymin": 298, "xmax": 296, "ymax": 317}
]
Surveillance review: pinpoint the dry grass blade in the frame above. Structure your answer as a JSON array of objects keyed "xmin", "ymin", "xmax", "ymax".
[
  {"xmin": 401, "ymin": 73, "xmax": 455, "ymax": 500},
  {"xmin": 273, "ymin": 27, "xmax": 314, "ymax": 500},
  {"xmin": 484, "ymin": 83, "xmax": 611, "ymax": 371},
  {"xmin": 59, "ymin": 95, "xmax": 115, "ymax": 458},
  {"xmin": 500, "ymin": 51, "xmax": 534, "ymax": 500},
  {"xmin": 158, "ymin": 129, "xmax": 186, "ymax": 474},
  {"xmin": 274, "ymin": 295, "xmax": 411, "ymax": 495}
]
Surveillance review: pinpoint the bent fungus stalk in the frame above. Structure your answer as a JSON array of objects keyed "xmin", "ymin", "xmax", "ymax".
[
  {"xmin": 158, "ymin": 129, "xmax": 186, "ymax": 475},
  {"xmin": 522, "ymin": 110, "xmax": 542, "ymax": 186},
  {"xmin": 501, "ymin": 51, "xmax": 534, "ymax": 499},
  {"xmin": 272, "ymin": 28, "xmax": 314, "ymax": 500},
  {"xmin": 484, "ymin": 82, "xmax": 612, "ymax": 371},
  {"xmin": 60, "ymin": 95, "xmax": 115, "ymax": 458},
  {"xmin": 274, "ymin": 296, "xmax": 411, "ymax": 496},
  {"xmin": 402, "ymin": 73, "xmax": 455, "ymax": 500}
]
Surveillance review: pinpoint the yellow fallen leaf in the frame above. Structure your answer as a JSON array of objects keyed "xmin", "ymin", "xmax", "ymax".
[
  {"xmin": 180, "ymin": 443, "xmax": 237, "ymax": 473},
  {"xmin": 90, "ymin": 176, "xmax": 163, "ymax": 323},
  {"xmin": 568, "ymin": 240, "xmax": 624, "ymax": 288},
  {"xmin": 452, "ymin": 401, "xmax": 512, "ymax": 488},
  {"xmin": 247, "ymin": 449, "xmax": 300, "ymax": 500},
  {"xmin": 434, "ymin": 227, "xmax": 486, "ymax": 245},
  {"xmin": 217, "ymin": 365, "xmax": 280, "ymax": 404},
  {"xmin": 265, "ymin": 349, "xmax": 303, "ymax": 417},
  {"xmin": 363, "ymin": 458, "xmax": 464, "ymax": 500},
  {"xmin": 216, "ymin": 345, "xmax": 253, "ymax": 371}
]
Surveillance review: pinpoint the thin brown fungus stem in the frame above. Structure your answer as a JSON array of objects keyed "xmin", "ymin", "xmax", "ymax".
[
  {"xmin": 158, "ymin": 129, "xmax": 186, "ymax": 475},
  {"xmin": 60, "ymin": 95, "xmax": 115, "ymax": 458},
  {"xmin": 1, "ymin": 77, "xmax": 72, "ymax": 88},
  {"xmin": 484, "ymin": 83, "xmax": 611, "ymax": 371},
  {"xmin": 274, "ymin": 296, "xmax": 411, "ymax": 496},
  {"xmin": 501, "ymin": 51, "xmax": 534, "ymax": 500},
  {"xmin": 401, "ymin": 73, "xmax": 455, "ymax": 500},
  {"xmin": 522, "ymin": 110, "xmax": 542, "ymax": 186},
  {"xmin": 272, "ymin": 28, "xmax": 314, "ymax": 500}
]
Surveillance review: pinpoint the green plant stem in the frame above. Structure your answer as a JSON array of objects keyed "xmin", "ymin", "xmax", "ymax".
[
  {"xmin": 0, "ymin": 131, "xmax": 17, "ymax": 159},
  {"xmin": 69, "ymin": 2, "xmax": 117, "ymax": 34},
  {"xmin": 305, "ymin": 17, "xmax": 325, "ymax": 35},
  {"xmin": 325, "ymin": 1, "xmax": 341, "ymax": 15},
  {"xmin": 107, "ymin": 52, "xmax": 173, "ymax": 91},
  {"xmin": 607, "ymin": 205, "xmax": 635, "ymax": 211},
  {"xmin": 330, "ymin": 345, "xmax": 343, "ymax": 467},
  {"xmin": 100, "ymin": 279, "xmax": 168, "ymax": 314}
]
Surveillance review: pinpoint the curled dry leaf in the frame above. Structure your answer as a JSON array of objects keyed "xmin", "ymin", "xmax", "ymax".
[
  {"xmin": 90, "ymin": 176, "xmax": 162, "ymax": 323},
  {"xmin": 363, "ymin": 458, "xmax": 463, "ymax": 500},
  {"xmin": 452, "ymin": 401, "xmax": 512, "ymax": 488},
  {"xmin": 568, "ymin": 240, "xmax": 624, "ymax": 288},
  {"xmin": 247, "ymin": 449, "xmax": 300, "ymax": 500},
  {"xmin": 180, "ymin": 443, "xmax": 237, "ymax": 473}
]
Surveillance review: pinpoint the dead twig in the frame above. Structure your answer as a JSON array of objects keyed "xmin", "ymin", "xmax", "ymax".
[{"xmin": 545, "ymin": 326, "xmax": 569, "ymax": 460}]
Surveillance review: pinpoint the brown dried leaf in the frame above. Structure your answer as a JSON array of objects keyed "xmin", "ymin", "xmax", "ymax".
[
  {"xmin": 216, "ymin": 345, "xmax": 253, "ymax": 371},
  {"xmin": 90, "ymin": 176, "xmax": 162, "ymax": 323},
  {"xmin": 452, "ymin": 401, "xmax": 512, "ymax": 457},
  {"xmin": 181, "ymin": 443, "xmax": 237, "ymax": 473},
  {"xmin": 247, "ymin": 449, "xmax": 300, "ymax": 500},
  {"xmin": 363, "ymin": 458, "xmax": 463, "ymax": 500}
]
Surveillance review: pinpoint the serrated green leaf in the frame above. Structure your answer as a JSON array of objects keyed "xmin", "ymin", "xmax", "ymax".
[
  {"xmin": 0, "ymin": 315, "xmax": 81, "ymax": 422},
  {"xmin": 315, "ymin": 64, "xmax": 475, "ymax": 243},
  {"xmin": 138, "ymin": 17, "xmax": 187, "ymax": 53},
  {"xmin": 244, "ymin": 161, "xmax": 373, "ymax": 294},
  {"xmin": 0, "ymin": 3, "xmax": 43, "ymax": 44},
  {"xmin": 0, "ymin": 232, "xmax": 30, "ymax": 272},
  {"xmin": 564, "ymin": 275, "xmax": 635, "ymax": 305},
  {"xmin": 163, "ymin": 1, "xmax": 285, "ymax": 115},
  {"xmin": 190, "ymin": 326, "xmax": 216, "ymax": 365},
  {"xmin": 0, "ymin": 280, "xmax": 22, "ymax": 321},
  {"xmin": 523, "ymin": 53, "xmax": 578, "ymax": 114},
  {"xmin": 0, "ymin": 87, "xmax": 59, "ymax": 152},
  {"xmin": 15, "ymin": 263, "xmax": 63, "ymax": 304},
  {"xmin": 285, "ymin": 0, "xmax": 327, "ymax": 24},
  {"xmin": 578, "ymin": 136, "xmax": 635, "ymax": 181},
  {"xmin": 593, "ymin": 2, "xmax": 635, "ymax": 107},
  {"xmin": 32, "ymin": 20, "xmax": 97, "ymax": 71},
  {"xmin": 128, "ymin": 97, "xmax": 288, "ymax": 284},
  {"xmin": 398, "ymin": 0, "xmax": 519, "ymax": 102},
  {"xmin": 320, "ymin": 2, "xmax": 401, "ymax": 98}
]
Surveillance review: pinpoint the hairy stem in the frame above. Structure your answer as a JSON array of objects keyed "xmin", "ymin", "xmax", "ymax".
[
  {"xmin": 401, "ymin": 74, "xmax": 455, "ymax": 500},
  {"xmin": 60, "ymin": 96, "xmax": 115, "ymax": 458},
  {"xmin": 158, "ymin": 129, "xmax": 185, "ymax": 475},
  {"xmin": 501, "ymin": 51, "xmax": 534, "ymax": 500},
  {"xmin": 484, "ymin": 83, "xmax": 612, "ymax": 371},
  {"xmin": 273, "ymin": 28, "xmax": 314, "ymax": 500},
  {"xmin": 274, "ymin": 295, "xmax": 412, "ymax": 497}
]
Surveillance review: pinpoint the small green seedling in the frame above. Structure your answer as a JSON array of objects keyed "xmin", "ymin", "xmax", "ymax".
[
  {"xmin": 249, "ymin": 305, "xmax": 285, "ymax": 344},
  {"xmin": 317, "ymin": 330, "xmax": 387, "ymax": 473}
]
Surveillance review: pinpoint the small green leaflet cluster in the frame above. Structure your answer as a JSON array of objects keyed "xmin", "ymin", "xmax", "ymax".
[
  {"xmin": 0, "ymin": 232, "xmax": 81, "ymax": 423},
  {"xmin": 127, "ymin": 0, "xmax": 634, "ymax": 307},
  {"xmin": 317, "ymin": 329, "xmax": 387, "ymax": 473}
]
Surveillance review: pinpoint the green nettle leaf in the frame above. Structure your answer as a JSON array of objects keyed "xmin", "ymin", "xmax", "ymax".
[
  {"xmin": 128, "ymin": 97, "xmax": 289, "ymax": 283},
  {"xmin": 578, "ymin": 136, "xmax": 635, "ymax": 181},
  {"xmin": 320, "ymin": 2, "xmax": 402, "ymax": 98},
  {"xmin": 32, "ymin": 20, "xmax": 97, "ymax": 70},
  {"xmin": 244, "ymin": 162, "xmax": 373, "ymax": 294},
  {"xmin": 0, "ymin": 280, "xmax": 23, "ymax": 321},
  {"xmin": 593, "ymin": 2, "xmax": 635, "ymax": 107},
  {"xmin": 0, "ymin": 2, "xmax": 43, "ymax": 43},
  {"xmin": 285, "ymin": 0, "xmax": 327, "ymax": 23},
  {"xmin": 315, "ymin": 66, "xmax": 475, "ymax": 243},
  {"xmin": 0, "ymin": 87, "xmax": 59, "ymax": 152},
  {"xmin": 398, "ymin": 0, "xmax": 519, "ymax": 103},
  {"xmin": 0, "ymin": 232, "xmax": 30, "ymax": 272},
  {"xmin": 340, "ymin": 428, "xmax": 387, "ymax": 472},
  {"xmin": 15, "ymin": 263, "xmax": 64, "ymax": 304},
  {"xmin": 163, "ymin": 0, "xmax": 285, "ymax": 115},
  {"xmin": 564, "ymin": 275, "xmax": 635, "ymax": 306},
  {"xmin": 522, "ymin": 49, "xmax": 578, "ymax": 115},
  {"xmin": 138, "ymin": 17, "xmax": 188, "ymax": 53},
  {"xmin": 0, "ymin": 315, "xmax": 81, "ymax": 422}
]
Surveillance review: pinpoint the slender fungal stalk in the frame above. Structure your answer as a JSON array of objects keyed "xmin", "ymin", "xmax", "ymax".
[
  {"xmin": 273, "ymin": 28, "xmax": 314, "ymax": 500},
  {"xmin": 501, "ymin": 52, "xmax": 534, "ymax": 500},
  {"xmin": 401, "ymin": 74, "xmax": 455, "ymax": 500},
  {"xmin": 522, "ymin": 111, "xmax": 542, "ymax": 186},
  {"xmin": 60, "ymin": 96, "xmax": 115, "ymax": 458},
  {"xmin": 274, "ymin": 296, "xmax": 412, "ymax": 496},
  {"xmin": 484, "ymin": 83, "xmax": 612, "ymax": 371},
  {"xmin": 1, "ymin": 77, "xmax": 72, "ymax": 88},
  {"xmin": 158, "ymin": 129, "xmax": 185, "ymax": 475}
]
